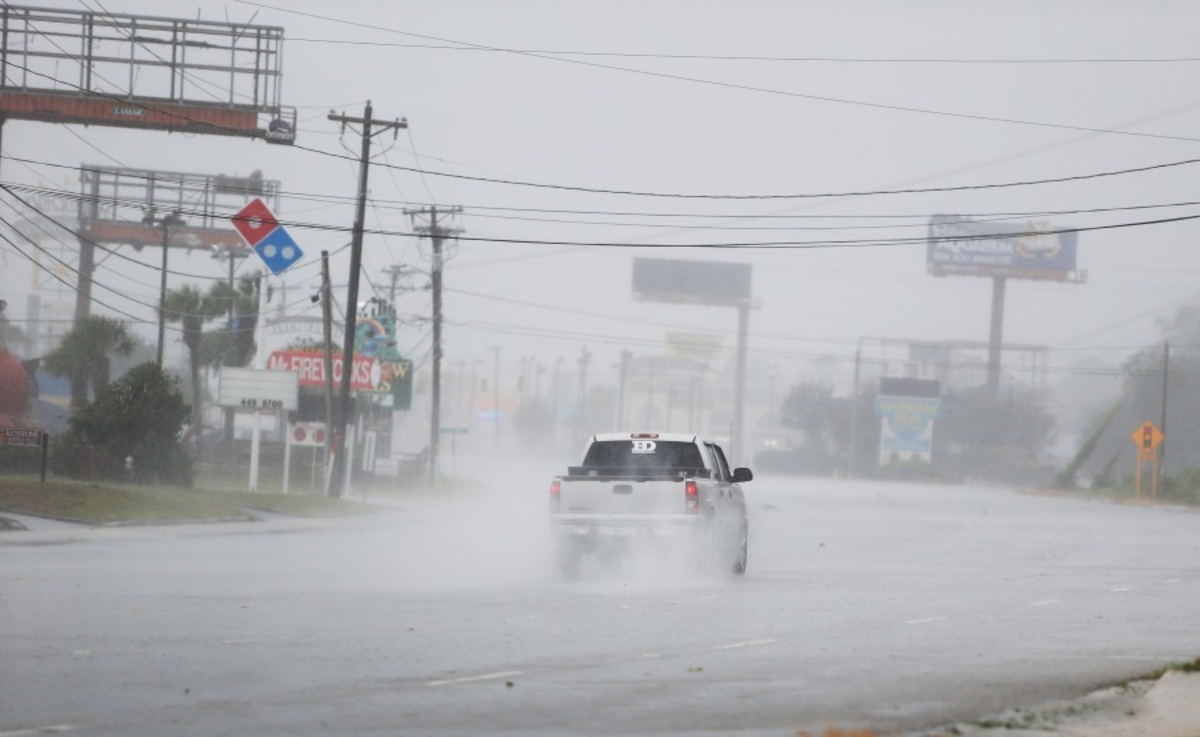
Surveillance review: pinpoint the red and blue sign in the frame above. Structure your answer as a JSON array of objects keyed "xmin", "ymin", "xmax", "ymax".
[{"xmin": 232, "ymin": 198, "xmax": 303, "ymax": 275}]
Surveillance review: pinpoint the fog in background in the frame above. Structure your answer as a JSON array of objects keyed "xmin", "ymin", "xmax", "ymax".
[{"xmin": 2, "ymin": 0, "xmax": 1198, "ymax": 464}]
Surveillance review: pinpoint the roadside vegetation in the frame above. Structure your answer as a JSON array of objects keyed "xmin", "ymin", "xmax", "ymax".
[{"xmin": 0, "ymin": 476, "xmax": 388, "ymax": 527}]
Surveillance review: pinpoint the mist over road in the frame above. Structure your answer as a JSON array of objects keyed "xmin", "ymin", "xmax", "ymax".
[{"xmin": 4, "ymin": 459, "xmax": 1199, "ymax": 735}]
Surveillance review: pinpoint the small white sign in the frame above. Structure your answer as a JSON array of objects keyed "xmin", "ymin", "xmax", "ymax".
[
  {"xmin": 632, "ymin": 440, "xmax": 657, "ymax": 454},
  {"xmin": 218, "ymin": 367, "xmax": 299, "ymax": 411}
]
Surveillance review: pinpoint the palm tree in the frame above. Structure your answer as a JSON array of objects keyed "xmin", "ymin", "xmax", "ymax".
[
  {"xmin": 199, "ymin": 273, "xmax": 262, "ymax": 369},
  {"xmin": 197, "ymin": 273, "xmax": 262, "ymax": 453},
  {"xmin": 42, "ymin": 316, "xmax": 135, "ymax": 409},
  {"xmin": 162, "ymin": 285, "xmax": 226, "ymax": 432}
]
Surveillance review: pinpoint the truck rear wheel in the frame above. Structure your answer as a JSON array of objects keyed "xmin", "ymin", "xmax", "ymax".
[{"xmin": 732, "ymin": 524, "xmax": 748, "ymax": 575}]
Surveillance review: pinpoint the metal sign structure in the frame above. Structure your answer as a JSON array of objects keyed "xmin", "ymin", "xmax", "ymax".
[
  {"xmin": 0, "ymin": 5, "xmax": 295, "ymax": 141},
  {"xmin": 218, "ymin": 367, "xmax": 299, "ymax": 493},
  {"xmin": 927, "ymin": 214, "xmax": 1081, "ymax": 282},
  {"xmin": 79, "ymin": 166, "xmax": 280, "ymax": 251},
  {"xmin": 925, "ymin": 215, "xmax": 1084, "ymax": 396},
  {"xmin": 631, "ymin": 257, "xmax": 753, "ymax": 463}
]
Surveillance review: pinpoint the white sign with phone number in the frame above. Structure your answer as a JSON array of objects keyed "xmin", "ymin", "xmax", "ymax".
[{"xmin": 218, "ymin": 367, "xmax": 299, "ymax": 411}]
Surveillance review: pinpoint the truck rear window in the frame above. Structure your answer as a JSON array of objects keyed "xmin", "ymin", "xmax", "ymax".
[{"xmin": 580, "ymin": 440, "xmax": 707, "ymax": 475}]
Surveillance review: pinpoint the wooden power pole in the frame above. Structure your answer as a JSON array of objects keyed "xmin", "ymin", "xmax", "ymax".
[
  {"xmin": 326, "ymin": 101, "xmax": 406, "ymax": 497},
  {"xmin": 405, "ymin": 205, "xmax": 463, "ymax": 488}
]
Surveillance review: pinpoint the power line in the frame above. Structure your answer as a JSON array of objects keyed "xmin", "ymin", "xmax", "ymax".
[
  {"xmin": 241, "ymin": 1, "xmax": 1200, "ymax": 146},
  {"xmin": 285, "ymin": 38, "xmax": 1200, "ymax": 66}
]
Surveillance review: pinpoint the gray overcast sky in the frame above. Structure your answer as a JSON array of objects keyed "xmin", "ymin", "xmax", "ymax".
[{"xmin": 3, "ymin": 0, "xmax": 1199, "ymax": 393}]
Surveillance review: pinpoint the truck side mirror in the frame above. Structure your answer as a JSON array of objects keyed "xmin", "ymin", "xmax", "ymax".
[{"xmin": 732, "ymin": 467, "xmax": 753, "ymax": 483}]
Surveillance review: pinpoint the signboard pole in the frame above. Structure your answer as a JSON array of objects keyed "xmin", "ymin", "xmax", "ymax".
[
  {"xmin": 283, "ymin": 424, "xmax": 292, "ymax": 495},
  {"xmin": 40, "ymin": 432, "xmax": 48, "ymax": 483},
  {"xmin": 987, "ymin": 276, "xmax": 1007, "ymax": 396},
  {"xmin": 1130, "ymin": 420, "xmax": 1165, "ymax": 501},
  {"xmin": 249, "ymin": 408, "xmax": 262, "ymax": 492}
]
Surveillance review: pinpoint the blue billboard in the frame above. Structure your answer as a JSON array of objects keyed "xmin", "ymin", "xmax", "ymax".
[{"xmin": 927, "ymin": 214, "xmax": 1078, "ymax": 281}]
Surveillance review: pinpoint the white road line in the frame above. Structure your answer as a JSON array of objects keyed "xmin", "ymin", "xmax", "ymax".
[
  {"xmin": 715, "ymin": 638, "xmax": 778, "ymax": 650},
  {"xmin": 221, "ymin": 636, "xmax": 293, "ymax": 646},
  {"xmin": 1031, "ymin": 599, "xmax": 1060, "ymax": 607},
  {"xmin": 1163, "ymin": 579, "xmax": 1179, "ymax": 584},
  {"xmin": 0, "ymin": 727, "xmax": 76, "ymax": 736},
  {"xmin": 1110, "ymin": 587, "xmax": 1131, "ymax": 593},
  {"xmin": 905, "ymin": 617, "xmax": 946, "ymax": 625},
  {"xmin": 426, "ymin": 670, "xmax": 524, "ymax": 687}
]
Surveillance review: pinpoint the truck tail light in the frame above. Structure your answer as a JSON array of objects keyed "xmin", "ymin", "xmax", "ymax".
[
  {"xmin": 550, "ymin": 479, "xmax": 561, "ymax": 513},
  {"xmin": 685, "ymin": 479, "xmax": 699, "ymax": 513}
]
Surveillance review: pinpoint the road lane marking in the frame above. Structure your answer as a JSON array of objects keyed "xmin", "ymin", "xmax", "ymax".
[
  {"xmin": 1163, "ymin": 579, "xmax": 1179, "ymax": 584},
  {"xmin": 715, "ymin": 639, "xmax": 778, "ymax": 650},
  {"xmin": 673, "ymin": 596, "xmax": 717, "ymax": 604},
  {"xmin": 1031, "ymin": 599, "xmax": 1060, "ymax": 607},
  {"xmin": 0, "ymin": 727, "xmax": 75, "ymax": 736},
  {"xmin": 1110, "ymin": 587, "xmax": 1131, "ymax": 593},
  {"xmin": 221, "ymin": 636, "xmax": 293, "ymax": 646},
  {"xmin": 426, "ymin": 670, "xmax": 524, "ymax": 687},
  {"xmin": 905, "ymin": 617, "xmax": 946, "ymax": 625}
]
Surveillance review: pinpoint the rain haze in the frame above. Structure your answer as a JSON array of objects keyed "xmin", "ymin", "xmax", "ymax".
[{"xmin": 2, "ymin": 2, "xmax": 1200, "ymax": 736}]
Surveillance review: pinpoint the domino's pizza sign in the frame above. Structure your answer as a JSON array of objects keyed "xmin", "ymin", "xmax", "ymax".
[{"xmin": 231, "ymin": 198, "xmax": 304, "ymax": 275}]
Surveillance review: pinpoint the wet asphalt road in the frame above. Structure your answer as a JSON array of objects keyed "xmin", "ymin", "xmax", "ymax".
[{"xmin": 3, "ymin": 458, "xmax": 1199, "ymax": 736}]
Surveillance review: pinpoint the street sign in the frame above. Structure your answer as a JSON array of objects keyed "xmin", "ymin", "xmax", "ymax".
[
  {"xmin": 0, "ymin": 427, "xmax": 44, "ymax": 447},
  {"xmin": 440, "ymin": 427, "xmax": 469, "ymax": 435},
  {"xmin": 290, "ymin": 422, "xmax": 327, "ymax": 447},
  {"xmin": 1130, "ymin": 420, "xmax": 1164, "ymax": 452},
  {"xmin": 231, "ymin": 197, "xmax": 302, "ymax": 275}
]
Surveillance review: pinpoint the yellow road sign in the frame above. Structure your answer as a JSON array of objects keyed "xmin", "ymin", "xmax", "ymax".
[{"xmin": 1131, "ymin": 420, "xmax": 1164, "ymax": 451}]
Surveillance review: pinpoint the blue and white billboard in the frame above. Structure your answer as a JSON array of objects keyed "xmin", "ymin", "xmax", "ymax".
[{"xmin": 927, "ymin": 214, "xmax": 1078, "ymax": 281}]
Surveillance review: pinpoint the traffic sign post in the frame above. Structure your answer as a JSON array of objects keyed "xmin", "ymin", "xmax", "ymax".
[{"xmin": 1130, "ymin": 420, "xmax": 1165, "ymax": 499}]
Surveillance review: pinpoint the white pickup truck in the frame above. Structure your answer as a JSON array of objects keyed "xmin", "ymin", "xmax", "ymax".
[{"xmin": 549, "ymin": 432, "xmax": 753, "ymax": 576}]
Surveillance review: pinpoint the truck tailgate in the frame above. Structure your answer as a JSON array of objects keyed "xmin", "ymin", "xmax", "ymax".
[{"xmin": 557, "ymin": 479, "xmax": 686, "ymax": 516}]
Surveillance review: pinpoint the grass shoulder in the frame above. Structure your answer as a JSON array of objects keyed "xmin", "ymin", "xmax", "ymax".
[{"xmin": 0, "ymin": 475, "xmax": 388, "ymax": 527}]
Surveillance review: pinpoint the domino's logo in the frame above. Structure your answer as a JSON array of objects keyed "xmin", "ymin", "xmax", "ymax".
[{"xmin": 231, "ymin": 198, "xmax": 304, "ymax": 275}]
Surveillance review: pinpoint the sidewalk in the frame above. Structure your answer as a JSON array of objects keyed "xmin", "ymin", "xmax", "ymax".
[{"xmin": 919, "ymin": 671, "xmax": 1200, "ymax": 737}]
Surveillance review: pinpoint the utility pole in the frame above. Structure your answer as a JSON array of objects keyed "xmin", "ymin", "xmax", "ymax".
[
  {"xmin": 321, "ymin": 251, "xmax": 336, "ymax": 470},
  {"xmin": 327, "ymin": 101, "xmax": 407, "ymax": 498},
  {"xmin": 490, "ymin": 345, "xmax": 502, "ymax": 450},
  {"xmin": 383, "ymin": 263, "xmax": 413, "ymax": 306},
  {"xmin": 576, "ymin": 345, "xmax": 591, "ymax": 442},
  {"xmin": 616, "ymin": 349, "xmax": 632, "ymax": 429},
  {"xmin": 986, "ymin": 275, "xmax": 1007, "ymax": 396},
  {"xmin": 1160, "ymin": 340, "xmax": 1170, "ymax": 489},
  {"xmin": 145, "ymin": 208, "xmax": 184, "ymax": 369},
  {"xmin": 405, "ymin": 206, "xmax": 463, "ymax": 488}
]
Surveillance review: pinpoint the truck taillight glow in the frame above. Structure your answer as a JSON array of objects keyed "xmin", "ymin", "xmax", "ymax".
[
  {"xmin": 685, "ymin": 479, "xmax": 699, "ymax": 513},
  {"xmin": 550, "ymin": 480, "xmax": 561, "ymax": 496}
]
